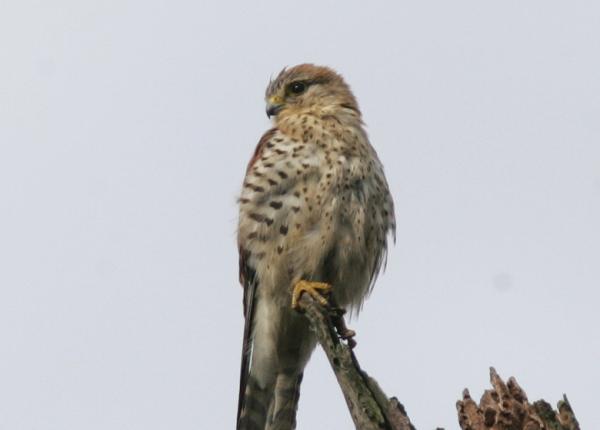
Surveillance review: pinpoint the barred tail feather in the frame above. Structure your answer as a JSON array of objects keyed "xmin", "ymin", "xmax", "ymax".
[
  {"xmin": 238, "ymin": 371, "xmax": 303, "ymax": 430},
  {"xmin": 238, "ymin": 375, "xmax": 272, "ymax": 430},
  {"xmin": 266, "ymin": 372, "xmax": 303, "ymax": 430}
]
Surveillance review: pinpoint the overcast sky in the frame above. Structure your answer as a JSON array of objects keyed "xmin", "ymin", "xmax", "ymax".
[{"xmin": 1, "ymin": 1, "xmax": 598, "ymax": 429}]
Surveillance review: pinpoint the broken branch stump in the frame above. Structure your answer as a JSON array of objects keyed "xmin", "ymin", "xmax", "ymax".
[{"xmin": 457, "ymin": 367, "xmax": 580, "ymax": 430}]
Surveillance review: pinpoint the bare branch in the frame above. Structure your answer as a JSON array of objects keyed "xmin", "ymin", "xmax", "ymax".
[{"xmin": 297, "ymin": 294, "xmax": 414, "ymax": 430}]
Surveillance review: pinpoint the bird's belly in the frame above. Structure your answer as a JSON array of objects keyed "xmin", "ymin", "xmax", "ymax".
[
  {"xmin": 240, "ymin": 171, "xmax": 380, "ymax": 310},
  {"xmin": 249, "ymin": 228, "xmax": 370, "ymax": 309},
  {"xmin": 321, "ymin": 229, "xmax": 372, "ymax": 309}
]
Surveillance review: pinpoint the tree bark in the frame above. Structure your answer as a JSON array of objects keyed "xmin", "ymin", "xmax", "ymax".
[{"xmin": 296, "ymin": 294, "xmax": 580, "ymax": 430}]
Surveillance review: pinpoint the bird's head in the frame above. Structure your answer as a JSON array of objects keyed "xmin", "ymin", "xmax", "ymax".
[{"xmin": 264, "ymin": 64, "xmax": 361, "ymax": 122}]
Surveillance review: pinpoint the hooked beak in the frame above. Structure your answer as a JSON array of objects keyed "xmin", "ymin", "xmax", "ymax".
[{"xmin": 266, "ymin": 96, "xmax": 284, "ymax": 118}]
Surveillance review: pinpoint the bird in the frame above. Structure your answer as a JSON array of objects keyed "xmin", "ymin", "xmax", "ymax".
[{"xmin": 236, "ymin": 64, "xmax": 395, "ymax": 430}]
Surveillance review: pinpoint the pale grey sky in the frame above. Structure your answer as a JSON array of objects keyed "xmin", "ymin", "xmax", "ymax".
[{"xmin": 0, "ymin": 1, "xmax": 598, "ymax": 429}]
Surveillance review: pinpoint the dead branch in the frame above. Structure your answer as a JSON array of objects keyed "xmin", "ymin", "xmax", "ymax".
[
  {"xmin": 297, "ymin": 293, "xmax": 415, "ymax": 430},
  {"xmin": 297, "ymin": 294, "xmax": 579, "ymax": 430}
]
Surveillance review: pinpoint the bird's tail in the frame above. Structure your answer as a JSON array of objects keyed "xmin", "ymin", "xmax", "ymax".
[
  {"xmin": 237, "ymin": 374, "xmax": 271, "ymax": 430},
  {"xmin": 237, "ymin": 371, "xmax": 303, "ymax": 430}
]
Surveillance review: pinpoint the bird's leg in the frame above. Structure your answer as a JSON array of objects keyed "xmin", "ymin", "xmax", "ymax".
[
  {"xmin": 292, "ymin": 281, "xmax": 357, "ymax": 348},
  {"xmin": 328, "ymin": 302, "xmax": 357, "ymax": 349},
  {"xmin": 291, "ymin": 280, "xmax": 331, "ymax": 309}
]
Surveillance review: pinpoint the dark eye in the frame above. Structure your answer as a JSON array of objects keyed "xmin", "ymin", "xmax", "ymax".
[{"xmin": 289, "ymin": 81, "xmax": 306, "ymax": 94}]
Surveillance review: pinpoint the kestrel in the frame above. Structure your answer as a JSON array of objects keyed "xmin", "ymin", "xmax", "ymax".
[{"xmin": 236, "ymin": 64, "xmax": 395, "ymax": 430}]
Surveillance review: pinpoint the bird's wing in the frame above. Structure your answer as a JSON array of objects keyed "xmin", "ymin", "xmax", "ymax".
[
  {"xmin": 236, "ymin": 128, "xmax": 277, "ymax": 426},
  {"xmin": 236, "ymin": 248, "xmax": 256, "ymax": 426}
]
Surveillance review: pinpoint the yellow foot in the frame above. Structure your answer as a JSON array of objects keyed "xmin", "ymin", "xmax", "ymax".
[{"xmin": 291, "ymin": 280, "xmax": 332, "ymax": 309}]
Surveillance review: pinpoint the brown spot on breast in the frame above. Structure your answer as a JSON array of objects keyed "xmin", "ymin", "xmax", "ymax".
[
  {"xmin": 279, "ymin": 225, "xmax": 288, "ymax": 235},
  {"xmin": 244, "ymin": 183, "xmax": 265, "ymax": 193},
  {"xmin": 269, "ymin": 201, "xmax": 283, "ymax": 209},
  {"xmin": 249, "ymin": 213, "xmax": 264, "ymax": 222}
]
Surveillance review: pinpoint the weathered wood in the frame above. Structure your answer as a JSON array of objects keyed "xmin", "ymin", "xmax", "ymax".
[
  {"xmin": 297, "ymin": 294, "xmax": 580, "ymax": 430},
  {"xmin": 457, "ymin": 368, "xmax": 580, "ymax": 430},
  {"xmin": 297, "ymin": 294, "xmax": 414, "ymax": 430}
]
